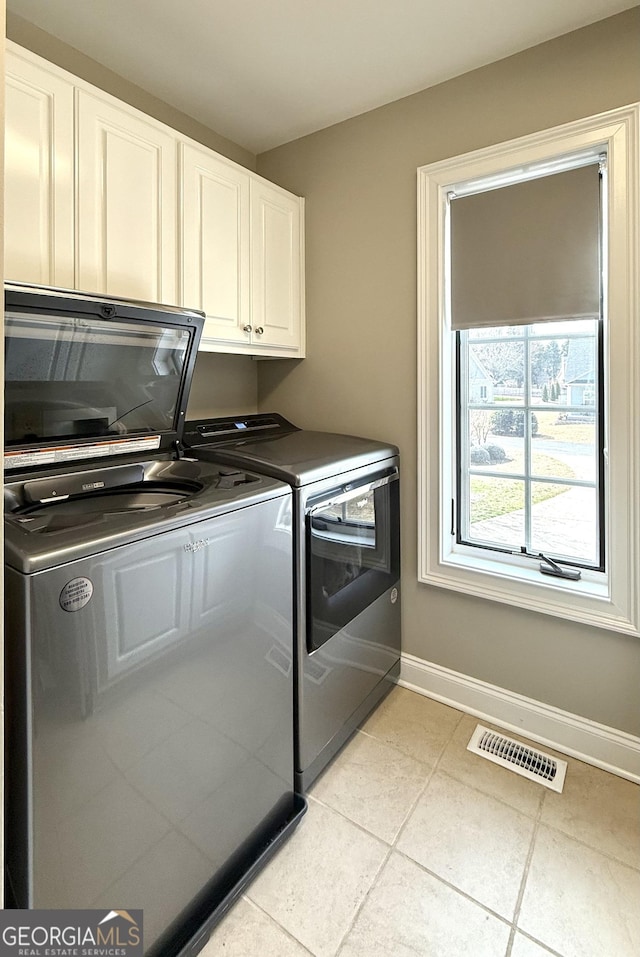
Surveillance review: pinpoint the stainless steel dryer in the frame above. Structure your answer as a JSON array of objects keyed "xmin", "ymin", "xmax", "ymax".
[
  {"xmin": 4, "ymin": 286, "xmax": 304, "ymax": 957},
  {"xmin": 183, "ymin": 414, "xmax": 401, "ymax": 791}
]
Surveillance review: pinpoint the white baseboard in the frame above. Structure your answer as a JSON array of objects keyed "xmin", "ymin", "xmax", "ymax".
[{"xmin": 399, "ymin": 653, "xmax": 640, "ymax": 784}]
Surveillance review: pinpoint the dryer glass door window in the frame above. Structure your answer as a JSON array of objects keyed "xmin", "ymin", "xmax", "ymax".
[{"xmin": 306, "ymin": 470, "xmax": 400, "ymax": 652}]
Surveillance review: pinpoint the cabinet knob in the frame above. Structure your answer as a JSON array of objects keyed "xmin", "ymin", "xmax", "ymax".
[
  {"xmin": 243, "ymin": 324, "xmax": 252, "ymax": 333},
  {"xmin": 255, "ymin": 327, "xmax": 264, "ymax": 335}
]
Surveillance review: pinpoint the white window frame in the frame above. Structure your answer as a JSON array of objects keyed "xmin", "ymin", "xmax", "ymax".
[{"xmin": 417, "ymin": 104, "xmax": 640, "ymax": 637}]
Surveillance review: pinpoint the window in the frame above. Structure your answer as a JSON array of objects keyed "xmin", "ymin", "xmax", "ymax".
[
  {"xmin": 417, "ymin": 105, "xmax": 640, "ymax": 636},
  {"xmin": 458, "ymin": 320, "xmax": 603, "ymax": 571}
]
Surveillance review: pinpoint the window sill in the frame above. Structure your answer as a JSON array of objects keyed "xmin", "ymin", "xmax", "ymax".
[{"xmin": 421, "ymin": 545, "xmax": 639, "ymax": 637}]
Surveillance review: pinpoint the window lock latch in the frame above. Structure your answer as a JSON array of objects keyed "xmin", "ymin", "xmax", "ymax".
[{"xmin": 538, "ymin": 552, "xmax": 582, "ymax": 581}]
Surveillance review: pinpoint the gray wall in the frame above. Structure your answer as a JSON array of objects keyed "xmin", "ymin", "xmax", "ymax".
[
  {"xmin": 187, "ymin": 353, "xmax": 258, "ymax": 419},
  {"xmin": 256, "ymin": 8, "xmax": 640, "ymax": 735}
]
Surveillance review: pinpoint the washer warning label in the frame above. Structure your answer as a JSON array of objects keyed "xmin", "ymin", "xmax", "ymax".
[
  {"xmin": 5, "ymin": 435, "xmax": 161, "ymax": 471},
  {"xmin": 60, "ymin": 577, "xmax": 94, "ymax": 612}
]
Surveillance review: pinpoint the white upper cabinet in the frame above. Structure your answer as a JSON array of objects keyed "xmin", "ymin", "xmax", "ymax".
[
  {"xmin": 250, "ymin": 180, "xmax": 304, "ymax": 356},
  {"xmin": 76, "ymin": 90, "xmax": 178, "ymax": 304},
  {"xmin": 180, "ymin": 143, "xmax": 305, "ymax": 356},
  {"xmin": 5, "ymin": 47, "xmax": 75, "ymax": 287},
  {"xmin": 4, "ymin": 42, "xmax": 305, "ymax": 357},
  {"xmin": 179, "ymin": 141, "xmax": 251, "ymax": 347}
]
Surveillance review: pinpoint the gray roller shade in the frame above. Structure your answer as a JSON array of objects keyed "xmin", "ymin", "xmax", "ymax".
[{"xmin": 450, "ymin": 163, "xmax": 601, "ymax": 330}]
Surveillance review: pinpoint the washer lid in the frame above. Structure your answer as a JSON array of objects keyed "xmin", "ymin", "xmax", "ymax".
[
  {"xmin": 4, "ymin": 282, "xmax": 204, "ymax": 469},
  {"xmin": 192, "ymin": 428, "xmax": 399, "ymax": 486}
]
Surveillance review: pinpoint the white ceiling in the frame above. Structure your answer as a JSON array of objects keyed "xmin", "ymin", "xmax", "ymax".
[{"xmin": 8, "ymin": 0, "xmax": 638, "ymax": 154}]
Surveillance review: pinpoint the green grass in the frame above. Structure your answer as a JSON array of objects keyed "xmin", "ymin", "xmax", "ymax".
[
  {"xmin": 469, "ymin": 453, "xmax": 574, "ymax": 523},
  {"xmin": 534, "ymin": 411, "xmax": 596, "ymax": 444}
]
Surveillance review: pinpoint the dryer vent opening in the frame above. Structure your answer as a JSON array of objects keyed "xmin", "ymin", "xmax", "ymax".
[{"xmin": 467, "ymin": 725, "xmax": 567, "ymax": 793}]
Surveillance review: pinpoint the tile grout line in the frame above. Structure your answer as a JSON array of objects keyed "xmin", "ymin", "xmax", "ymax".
[
  {"xmin": 297, "ymin": 793, "xmax": 397, "ymax": 956},
  {"xmin": 308, "ymin": 720, "xmax": 460, "ymax": 848},
  {"xmin": 239, "ymin": 894, "xmax": 317, "ymax": 955},
  {"xmin": 305, "ymin": 790, "xmax": 391, "ymax": 842},
  {"xmin": 355, "ymin": 726, "xmax": 435, "ymax": 772},
  {"xmin": 432, "ymin": 763, "xmax": 545, "ymax": 820},
  {"xmin": 535, "ymin": 817, "xmax": 640, "ymax": 875},
  {"xmin": 505, "ymin": 790, "xmax": 546, "ymax": 957},
  {"xmin": 362, "ymin": 709, "xmax": 556, "ymax": 823},
  {"xmin": 392, "ymin": 846, "xmax": 513, "ymax": 929},
  {"xmin": 512, "ymin": 928, "xmax": 566, "ymax": 957},
  {"xmin": 391, "ymin": 709, "xmax": 467, "ymax": 846},
  {"xmin": 347, "ymin": 726, "xmax": 435, "ymax": 776},
  {"xmin": 333, "ymin": 842, "xmax": 395, "ymax": 957},
  {"xmin": 332, "ymin": 706, "xmax": 467, "ymax": 956}
]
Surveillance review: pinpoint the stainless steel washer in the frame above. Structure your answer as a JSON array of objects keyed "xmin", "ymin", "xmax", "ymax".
[
  {"xmin": 4, "ymin": 286, "xmax": 304, "ymax": 956},
  {"xmin": 184, "ymin": 414, "xmax": 401, "ymax": 791}
]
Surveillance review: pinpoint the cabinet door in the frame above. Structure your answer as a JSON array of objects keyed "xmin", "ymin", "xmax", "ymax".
[
  {"xmin": 251, "ymin": 180, "xmax": 304, "ymax": 355},
  {"xmin": 76, "ymin": 90, "xmax": 177, "ymax": 303},
  {"xmin": 5, "ymin": 48, "xmax": 74, "ymax": 287},
  {"xmin": 180, "ymin": 142, "xmax": 251, "ymax": 348}
]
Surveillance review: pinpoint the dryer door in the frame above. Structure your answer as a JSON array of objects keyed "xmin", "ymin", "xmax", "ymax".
[{"xmin": 306, "ymin": 467, "xmax": 400, "ymax": 653}]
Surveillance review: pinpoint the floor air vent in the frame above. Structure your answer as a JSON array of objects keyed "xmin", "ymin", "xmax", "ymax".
[{"xmin": 467, "ymin": 725, "xmax": 567, "ymax": 793}]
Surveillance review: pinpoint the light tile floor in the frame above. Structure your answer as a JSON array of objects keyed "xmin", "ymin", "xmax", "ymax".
[{"xmin": 203, "ymin": 686, "xmax": 640, "ymax": 957}]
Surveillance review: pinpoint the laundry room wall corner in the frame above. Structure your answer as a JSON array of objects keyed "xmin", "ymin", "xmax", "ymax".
[{"xmin": 187, "ymin": 352, "xmax": 259, "ymax": 419}]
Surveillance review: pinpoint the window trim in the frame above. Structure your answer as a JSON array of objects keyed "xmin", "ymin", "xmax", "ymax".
[{"xmin": 417, "ymin": 104, "xmax": 640, "ymax": 636}]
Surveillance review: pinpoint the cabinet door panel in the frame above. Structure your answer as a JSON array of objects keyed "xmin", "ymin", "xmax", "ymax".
[
  {"xmin": 5, "ymin": 51, "xmax": 74, "ymax": 286},
  {"xmin": 251, "ymin": 181, "xmax": 303, "ymax": 353},
  {"xmin": 180, "ymin": 143, "xmax": 250, "ymax": 346},
  {"xmin": 77, "ymin": 90, "xmax": 177, "ymax": 303}
]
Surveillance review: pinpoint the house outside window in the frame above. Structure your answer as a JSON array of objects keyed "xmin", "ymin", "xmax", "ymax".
[
  {"xmin": 417, "ymin": 104, "xmax": 639, "ymax": 636},
  {"xmin": 563, "ymin": 337, "xmax": 596, "ymax": 407}
]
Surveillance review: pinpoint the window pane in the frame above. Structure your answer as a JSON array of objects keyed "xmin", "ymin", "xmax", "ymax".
[
  {"xmin": 469, "ymin": 341, "xmax": 524, "ymax": 404},
  {"xmin": 468, "ymin": 326, "xmax": 525, "ymax": 339},
  {"xmin": 529, "ymin": 338, "xmax": 563, "ymax": 405},
  {"xmin": 531, "ymin": 418, "xmax": 597, "ymax": 483},
  {"xmin": 564, "ymin": 336, "xmax": 598, "ymax": 409},
  {"xmin": 530, "ymin": 318, "xmax": 598, "ymax": 337},
  {"xmin": 488, "ymin": 407, "xmax": 530, "ymax": 439},
  {"xmin": 530, "ymin": 484, "xmax": 598, "ymax": 563},
  {"xmin": 468, "ymin": 476, "xmax": 525, "ymax": 548},
  {"xmin": 468, "ymin": 428, "xmax": 524, "ymax": 475}
]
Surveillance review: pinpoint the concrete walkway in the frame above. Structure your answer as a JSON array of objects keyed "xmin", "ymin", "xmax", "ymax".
[{"xmin": 471, "ymin": 485, "xmax": 597, "ymax": 562}]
